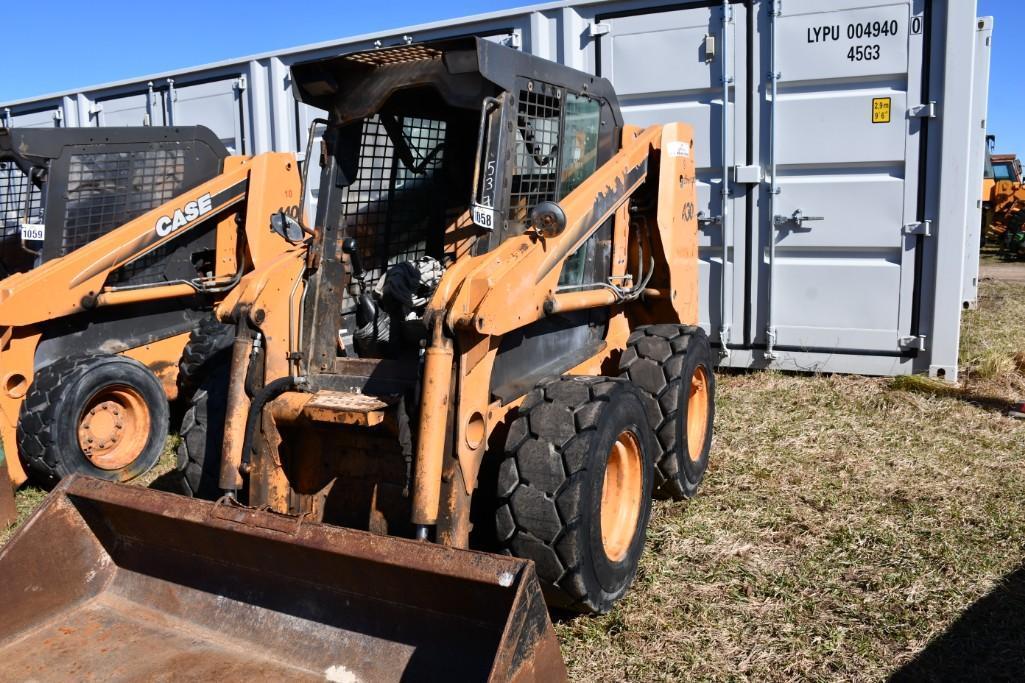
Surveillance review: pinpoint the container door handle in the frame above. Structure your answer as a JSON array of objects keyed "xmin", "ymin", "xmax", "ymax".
[{"xmin": 774, "ymin": 209, "xmax": 824, "ymax": 229}]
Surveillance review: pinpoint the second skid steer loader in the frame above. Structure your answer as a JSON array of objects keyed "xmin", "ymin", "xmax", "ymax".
[
  {"xmin": 0, "ymin": 38, "xmax": 714, "ymax": 680},
  {"xmin": 0, "ymin": 126, "xmax": 305, "ymax": 490}
]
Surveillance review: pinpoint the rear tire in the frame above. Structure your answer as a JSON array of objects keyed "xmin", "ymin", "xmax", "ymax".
[
  {"xmin": 619, "ymin": 325, "xmax": 715, "ymax": 500},
  {"xmin": 177, "ymin": 318, "xmax": 234, "ymax": 398},
  {"xmin": 496, "ymin": 376, "xmax": 655, "ymax": 614},
  {"xmin": 175, "ymin": 359, "xmax": 230, "ymax": 499},
  {"xmin": 18, "ymin": 355, "xmax": 169, "ymax": 487}
]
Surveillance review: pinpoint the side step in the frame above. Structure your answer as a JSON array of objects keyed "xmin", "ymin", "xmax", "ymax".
[
  {"xmin": 270, "ymin": 390, "xmax": 396, "ymax": 426},
  {"xmin": 0, "ymin": 476, "xmax": 566, "ymax": 682}
]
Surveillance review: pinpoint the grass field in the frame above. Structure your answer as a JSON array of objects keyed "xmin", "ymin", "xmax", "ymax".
[{"xmin": 4, "ymin": 264, "xmax": 1024, "ymax": 681}]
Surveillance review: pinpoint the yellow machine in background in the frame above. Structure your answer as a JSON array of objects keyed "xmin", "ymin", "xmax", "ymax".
[{"xmin": 0, "ymin": 127, "xmax": 303, "ymax": 490}]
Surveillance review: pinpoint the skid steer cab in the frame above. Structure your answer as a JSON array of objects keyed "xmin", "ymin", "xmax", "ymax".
[
  {"xmin": 174, "ymin": 36, "xmax": 717, "ymax": 617},
  {"xmin": 0, "ymin": 126, "xmax": 307, "ymax": 490}
]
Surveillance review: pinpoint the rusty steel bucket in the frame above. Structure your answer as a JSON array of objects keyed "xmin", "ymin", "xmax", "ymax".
[{"xmin": 0, "ymin": 476, "xmax": 566, "ymax": 682}]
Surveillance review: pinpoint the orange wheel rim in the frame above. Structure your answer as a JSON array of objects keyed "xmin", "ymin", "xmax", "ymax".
[
  {"xmin": 600, "ymin": 429, "xmax": 643, "ymax": 562},
  {"xmin": 77, "ymin": 385, "xmax": 150, "ymax": 471},
  {"xmin": 686, "ymin": 366, "xmax": 710, "ymax": 462}
]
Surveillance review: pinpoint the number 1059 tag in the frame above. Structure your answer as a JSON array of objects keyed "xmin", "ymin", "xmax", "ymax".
[{"xmin": 20, "ymin": 223, "xmax": 45, "ymax": 241}]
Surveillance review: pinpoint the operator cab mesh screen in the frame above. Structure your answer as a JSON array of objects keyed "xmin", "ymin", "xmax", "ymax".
[
  {"xmin": 63, "ymin": 149, "xmax": 186, "ymax": 254},
  {"xmin": 339, "ymin": 115, "xmax": 447, "ymax": 289},
  {"xmin": 0, "ymin": 162, "xmax": 44, "ymax": 275},
  {"xmin": 509, "ymin": 84, "xmax": 562, "ymax": 230}
]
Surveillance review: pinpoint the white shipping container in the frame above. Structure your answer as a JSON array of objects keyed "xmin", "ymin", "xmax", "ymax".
[{"xmin": 0, "ymin": 0, "xmax": 991, "ymax": 380}]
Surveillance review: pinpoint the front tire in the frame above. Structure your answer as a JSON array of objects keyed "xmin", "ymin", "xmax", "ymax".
[
  {"xmin": 497, "ymin": 376, "xmax": 655, "ymax": 614},
  {"xmin": 18, "ymin": 355, "xmax": 169, "ymax": 487}
]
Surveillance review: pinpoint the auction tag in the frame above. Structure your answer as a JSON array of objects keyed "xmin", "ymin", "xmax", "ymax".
[
  {"xmin": 472, "ymin": 204, "xmax": 495, "ymax": 230},
  {"xmin": 20, "ymin": 223, "xmax": 45, "ymax": 241},
  {"xmin": 668, "ymin": 141, "xmax": 691, "ymax": 158}
]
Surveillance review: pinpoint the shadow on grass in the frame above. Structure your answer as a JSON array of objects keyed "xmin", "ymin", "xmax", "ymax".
[
  {"xmin": 890, "ymin": 564, "xmax": 1025, "ymax": 682},
  {"xmin": 888, "ymin": 376, "xmax": 1019, "ymax": 415},
  {"xmin": 147, "ymin": 470, "xmax": 185, "ymax": 493}
]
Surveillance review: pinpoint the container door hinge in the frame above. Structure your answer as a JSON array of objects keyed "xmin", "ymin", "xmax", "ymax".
[
  {"xmin": 909, "ymin": 102, "xmax": 936, "ymax": 119},
  {"xmin": 87, "ymin": 103, "xmax": 103, "ymax": 117},
  {"xmin": 734, "ymin": 165, "xmax": 763, "ymax": 184},
  {"xmin": 589, "ymin": 22, "xmax": 611, "ymax": 38},
  {"xmin": 235, "ymin": 75, "xmax": 248, "ymax": 92},
  {"xmin": 899, "ymin": 335, "xmax": 927, "ymax": 352},
  {"xmin": 903, "ymin": 220, "xmax": 932, "ymax": 237}
]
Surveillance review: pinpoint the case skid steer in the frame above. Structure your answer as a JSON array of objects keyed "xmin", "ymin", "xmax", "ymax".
[
  {"xmin": 0, "ymin": 126, "xmax": 304, "ymax": 491},
  {"xmin": 0, "ymin": 38, "xmax": 714, "ymax": 680}
]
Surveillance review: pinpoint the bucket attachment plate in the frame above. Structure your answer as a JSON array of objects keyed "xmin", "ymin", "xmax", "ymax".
[{"xmin": 0, "ymin": 476, "xmax": 566, "ymax": 682}]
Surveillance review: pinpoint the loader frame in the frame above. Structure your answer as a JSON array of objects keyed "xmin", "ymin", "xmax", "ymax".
[{"xmin": 212, "ymin": 38, "xmax": 700, "ymax": 546}]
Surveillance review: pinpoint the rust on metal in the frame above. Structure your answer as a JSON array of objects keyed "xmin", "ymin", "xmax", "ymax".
[
  {"xmin": 219, "ymin": 334, "xmax": 254, "ymax": 490},
  {"xmin": 76, "ymin": 385, "xmax": 151, "ymax": 470},
  {"xmin": 302, "ymin": 391, "xmax": 393, "ymax": 426},
  {"xmin": 0, "ymin": 476, "xmax": 567, "ymax": 681},
  {"xmin": 411, "ymin": 319, "xmax": 454, "ymax": 527}
]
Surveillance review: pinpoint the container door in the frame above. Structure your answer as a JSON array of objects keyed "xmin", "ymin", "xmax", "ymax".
[
  {"xmin": 8, "ymin": 107, "xmax": 61, "ymax": 128},
  {"xmin": 295, "ymin": 102, "xmax": 326, "ymax": 224},
  {"xmin": 597, "ymin": 3, "xmax": 748, "ymax": 349},
  {"xmin": 761, "ymin": 0, "xmax": 925, "ymax": 355},
  {"xmin": 95, "ymin": 90, "xmax": 165, "ymax": 127},
  {"xmin": 166, "ymin": 78, "xmax": 246, "ymax": 153}
]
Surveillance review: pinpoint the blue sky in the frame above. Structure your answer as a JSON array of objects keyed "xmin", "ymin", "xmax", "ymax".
[
  {"xmin": 2, "ymin": 1, "xmax": 1021, "ymax": 154},
  {"xmin": 979, "ymin": 0, "xmax": 1022, "ymax": 155},
  {"xmin": 0, "ymin": 0, "xmax": 525, "ymax": 100}
]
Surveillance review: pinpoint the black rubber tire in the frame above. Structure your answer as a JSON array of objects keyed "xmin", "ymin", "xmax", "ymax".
[
  {"xmin": 177, "ymin": 317, "xmax": 234, "ymax": 398},
  {"xmin": 619, "ymin": 324, "xmax": 716, "ymax": 501},
  {"xmin": 175, "ymin": 358, "xmax": 230, "ymax": 499},
  {"xmin": 18, "ymin": 355, "xmax": 169, "ymax": 487},
  {"xmin": 497, "ymin": 376, "xmax": 655, "ymax": 614}
]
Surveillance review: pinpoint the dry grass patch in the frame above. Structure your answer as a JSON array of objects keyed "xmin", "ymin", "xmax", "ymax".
[{"xmin": 558, "ymin": 369, "xmax": 1025, "ymax": 680}]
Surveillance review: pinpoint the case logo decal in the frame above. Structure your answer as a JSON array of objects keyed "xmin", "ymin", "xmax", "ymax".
[{"xmin": 155, "ymin": 193, "xmax": 213, "ymax": 237}]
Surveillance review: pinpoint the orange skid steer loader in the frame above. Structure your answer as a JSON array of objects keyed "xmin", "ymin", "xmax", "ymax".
[
  {"xmin": 0, "ymin": 38, "xmax": 714, "ymax": 679},
  {"xmin": 0, "ymin": 126, "xmax": 304, "ymax": 491}
]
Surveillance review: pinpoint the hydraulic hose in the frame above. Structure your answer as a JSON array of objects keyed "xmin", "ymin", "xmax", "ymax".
[{"xmin": 237, "ymin": 376, "xmax": 300, "ymax": 478}]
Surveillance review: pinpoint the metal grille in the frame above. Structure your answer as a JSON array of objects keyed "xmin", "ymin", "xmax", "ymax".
[
  {"xmin": 63, "ymin": 149, "xmax": 186, "ymax": 254},
  {"xmin": 509, "ymin": 86, "xmax": 562, "ymax": 227},
  {"xmin": 344, "ymin": 45, "xmax": 442, "ymax": 67},
  {"xmin": 340, "ymin": 115, "xmax": 446, "ymax": 288},
  {"xmin": 0, "ymin": 162, "xmax": 43, "ymax": 274}
]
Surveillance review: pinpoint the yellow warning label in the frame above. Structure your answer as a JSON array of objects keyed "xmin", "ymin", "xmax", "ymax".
[{"xmin": 872, "ymin": 97, "xmax": 892, "ymax": 124}]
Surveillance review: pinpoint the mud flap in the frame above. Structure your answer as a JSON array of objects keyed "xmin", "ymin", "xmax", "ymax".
[{"xmin": 0, "ymin": 476, "xmax": 566, "ymax": 682}]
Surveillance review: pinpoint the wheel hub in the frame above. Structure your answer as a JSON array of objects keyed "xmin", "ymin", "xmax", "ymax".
[
  {"xmin": 686, "ymin": 366, "xmax": 710, "ymax": 462},
  {"xmin": 600, "ymin": 430, "xmax": 643, "ymax": 562},
  {"xmin": 77, "ymin": 386, "xmax": 151, "ymax": 470}
]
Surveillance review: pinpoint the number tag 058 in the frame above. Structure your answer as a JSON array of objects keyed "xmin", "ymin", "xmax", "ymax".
[
  {"xmin": 472, "ymin": 204, "xmax": 495, "ymax": 231},
  {"xmin": 20, "ymin": 223, "xmax": 45, "ymax": 241}
]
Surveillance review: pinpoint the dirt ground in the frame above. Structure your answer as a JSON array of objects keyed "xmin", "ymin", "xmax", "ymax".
[{"xmin": 4, "ymin": 258, "xmax": 1025, "ymax": 681}]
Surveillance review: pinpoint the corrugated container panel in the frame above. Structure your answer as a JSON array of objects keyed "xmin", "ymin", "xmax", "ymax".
[{"xmin": 0, "ymin": 0, "xmax": 989, "ymax": 380}]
